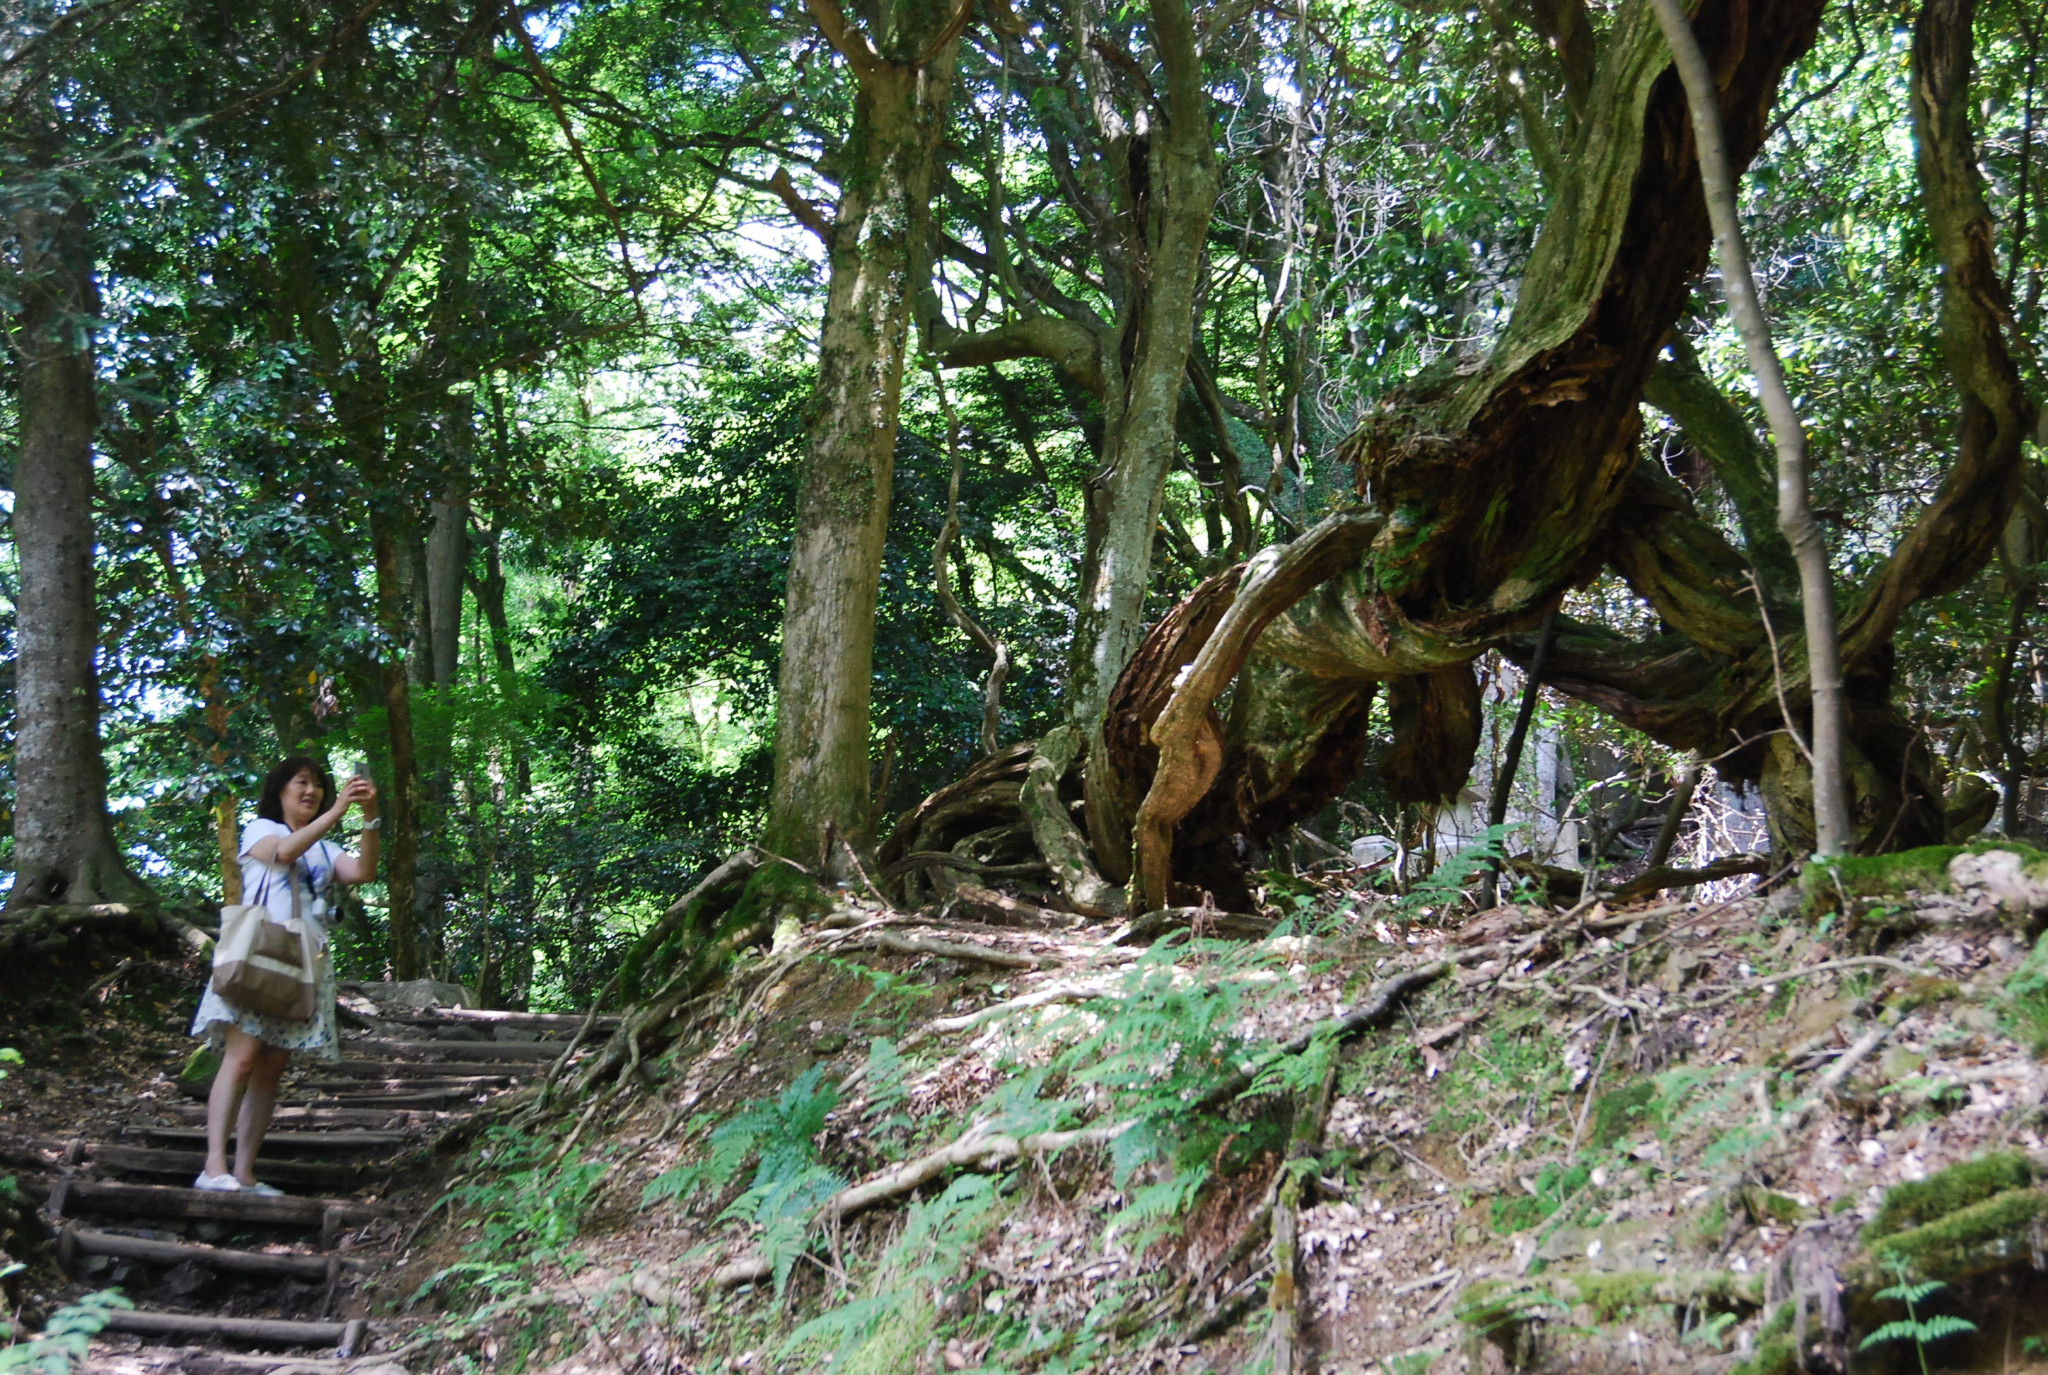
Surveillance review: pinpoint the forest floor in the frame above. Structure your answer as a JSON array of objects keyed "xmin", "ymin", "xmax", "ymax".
[{"xmin": 12, "ymin": 851, "xmax": 2048, "ymax": 1374}]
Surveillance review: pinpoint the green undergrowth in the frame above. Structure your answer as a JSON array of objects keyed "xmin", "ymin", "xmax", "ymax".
[
  {"xmin": 414, "ymin": 1126, "xmax": 610, "ymax": 1313},
  {"xmin": 2003, "ymin": 932, "xmax": 2048, "ymax": 1051},
  {"xmin": 0, "ymin": 1290, "xmax": 131, "ymax": 1375},
  {"xmin": 1801, "ymin": 839, "xmax": 2048, "ymax": 917}
]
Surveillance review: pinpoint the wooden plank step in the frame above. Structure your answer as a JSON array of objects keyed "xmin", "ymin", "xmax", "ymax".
[
  {"xmin": 281, "ymin": 1088, "xmax": 492, "ymax": 1109},
  {"xmin": 169, "ymin": 1354, "xmax": 356, "ymax": 1375},
  {"xmin": 22, "ymin": 1177, "xmax": 384, "ymax": 1228},
  {"xmin": 99, "ymin": 1311, "xmax": 367, "ymax": 1351},
  {"xmin": 162, "ymin": 1104, "xmax": 456, "ymax": 1129},
  {"xmin": 315, "ymin": 1058, "xmax": 524, "ymax": 1079},
  {"xmin": 376, "ymin": 1007, "xmax": 620, "ymax": 1031},
  {"xmin": 126, "ymin": 1127, "xmax": 410, "ymax": 1153},
  {"xmin": 59, "ymin": 1223, "xmax": 370, "ymax": 1280},
  {"xmin": 300, "ymin": 1072, "xmax": 514, "ymax": 1092},
  {"xmin": 79, "ymin": 1145, "xmax": 372, "ymax": 1190},
  {"xmin": 338, "ymin": 1038, "xmax": 566, "ymax": 1061}
]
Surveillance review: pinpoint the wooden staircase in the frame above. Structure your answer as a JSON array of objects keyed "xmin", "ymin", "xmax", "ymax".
[{"xmin": 12, "ymin": 996, "xmax": 617, "ymax": 1372}]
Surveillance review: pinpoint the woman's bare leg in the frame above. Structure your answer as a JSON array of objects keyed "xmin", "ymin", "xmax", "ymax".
[
  {"xmin": 232, "ymin": 1043, "xmax": 293, "ymax": 1185},
  {"xmin": 203, "ymin": 1030, "xmax": 262, "ymax": 1179}
]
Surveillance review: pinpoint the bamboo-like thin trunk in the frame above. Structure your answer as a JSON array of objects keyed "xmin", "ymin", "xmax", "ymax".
[{"xmin": 1649, "ymin": 0, "xmax": 1853, "ymax": 858}]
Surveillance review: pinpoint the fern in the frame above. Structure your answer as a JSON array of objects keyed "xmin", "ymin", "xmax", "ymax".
[
  {"xmin": 1404, "ymin": 824, "xmax": 1511, "ymax": 916},
  {"xmin": 778, "ymin": 1175, "xmax": 1001, "ymax": 1368},
  {"xmin": 642, "ymin": 1062, "xmax": 841, "ymax": 1210},
  {"xmin": 0, "ymin": 1290, "xmax": 132, "ymax": 1375},
  {"xmin": 1858, "ymin": 1268, "xmax": 1976, "ymax": 1375},
  {"xmin": 641, "ymin": 1063, "xmax": 849, "ymax": 1297}
]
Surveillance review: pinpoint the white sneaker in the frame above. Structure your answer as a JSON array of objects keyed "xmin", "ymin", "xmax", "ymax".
[
  {"xmin": 244, "ymin": 1181, "xmax": 284, "ymax": 1197},
  {"xmin": 193, "ymin": 1172, "xmax": 242, "ymax": 1192}
]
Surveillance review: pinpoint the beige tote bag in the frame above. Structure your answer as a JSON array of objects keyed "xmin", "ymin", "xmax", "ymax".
[{"xmin": 211, "ymin": 860, "xmax": 321, "ymax": 1021}]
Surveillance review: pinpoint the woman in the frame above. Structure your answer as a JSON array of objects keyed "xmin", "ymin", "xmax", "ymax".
[{"xmin": 190, "ymin": 756, "xmax": 379, "ymax": 1193}]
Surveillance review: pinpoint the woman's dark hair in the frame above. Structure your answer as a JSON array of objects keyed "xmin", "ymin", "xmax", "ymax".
[{"xmin": 257, "ymin": 756, "xmax": 334, "ymax": 823}]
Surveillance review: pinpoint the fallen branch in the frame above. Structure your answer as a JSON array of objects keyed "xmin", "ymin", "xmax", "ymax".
[
  {"xmin": 713, "ymin": 1119, "xmax": 1136, "ymax": 1288},
  {"xmin": 1606, "ymin": 853, "xmax": 1772, "ymax": 902},
  {"xmin": 1781, "ymin": 1020, "xmax": 1894, "ymax": 1133},
  {"xmin": 1247, "ymin": 1061, "xmax": 1338, "ymax": 1373},
  {"xmin": 1682, "ymin": 955, "xmax": 1935, "ymax": 1013},
  {"xmin": 1194, "ymin": 962, "xmax": 1450, "ymax": 1115}
]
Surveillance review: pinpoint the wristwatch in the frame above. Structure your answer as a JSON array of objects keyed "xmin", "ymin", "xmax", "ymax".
[{"xmin": 362, "ymin": 817, "xmax": 382, "ymax": 831}]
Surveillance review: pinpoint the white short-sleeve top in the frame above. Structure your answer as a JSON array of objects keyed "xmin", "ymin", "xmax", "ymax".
[{"xmin": 239, "ymin": 818, "xmax": 341, "ymax": 947}]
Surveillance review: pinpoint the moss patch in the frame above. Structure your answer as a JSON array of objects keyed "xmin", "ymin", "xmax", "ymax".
[
  {"xmin": 1490, "ymin": 1160, "xmax": 1589, "ymax": 1234},
  {"xmin": 1739, "ymin": 1186, "xmax": 1810, "ymax": 1228},
  {"xmin": 1564, "ymin": 1269, "xmax": 1760, "ymax": 1321},
  {"xmin": 1587, "ymin": 1078, "xmax": 1658, "ymax": 1149},
  {"xmin": 1729, "ymin": 1302, "xmax": 1797, "ymax": 1375},
  {"xmin": 1865, "ymin": 1151, "xmax": 2036, "ymax": 1241},
  {"xmin": 177, "ymin": 1046, "xmax": 220, "ymax": 1099},
  {"xmin": 1868, "ymin": 1187, "xmax": 2048, "ymax": 1277},
  {"xmin": 1802, "ymin": 841, "xmax": 2048, "ymax": 917}
]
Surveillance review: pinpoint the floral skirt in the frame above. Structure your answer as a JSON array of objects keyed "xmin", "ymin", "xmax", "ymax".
[{"xmin": 190, "ymin": 955, "xmax": 340, "ymax": 1062}]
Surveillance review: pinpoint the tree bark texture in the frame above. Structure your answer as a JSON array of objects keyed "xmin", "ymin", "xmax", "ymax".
[
  {"xmin": 6, "ymin": 196, "xmax": 151, "ymax": 910},
  {"xmin": 1061, "ymin": 0, "xmax": 1222, "ymax": 737},
  {"xmin": 759, "ymin": 0, "xmax": 966, "ymax": 873}
]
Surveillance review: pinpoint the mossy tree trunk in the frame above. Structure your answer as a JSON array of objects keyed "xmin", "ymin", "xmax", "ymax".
[
  {"xmin": 756, "ymin": 0, "xmax": 969, "ymax": 887},
  {"xmin": 1091, "ymin": 0, "xmax": 2037, "ymax": 901},
  {"xmin": 1095, "ymin": 0, "xmax": 1832, "ymax": 905}
]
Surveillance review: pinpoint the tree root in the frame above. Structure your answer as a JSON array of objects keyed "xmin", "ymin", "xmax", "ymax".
[
  {"xmin": 944, "ymin": 883, "xmax": 1085, "ymax": 930},
  {"xmin": 1114, "ymin": 907, "xmax": 1277, "ymax": 946},
  {"xmin": 615, "ymin": 849, "xmax": 762, "ymax": 1003},
  {"xmin": 1245, "ymin": 1063, "xmax": 1338, "ymax": 1373},
  {"xmin": 843, "ymin": 930, "xmax": 1055, "ymax": 971},
  {"xmin": 1020, "ymin": 726, "xmax": 1124, "ymax": 916},
  {"xmin": 569, "ymin": 910, "xmax": 774, "ymax": 1097},
  {"xmin": 711, "ymin": 1119, "xmax": 1136, "ymax": 1288}
]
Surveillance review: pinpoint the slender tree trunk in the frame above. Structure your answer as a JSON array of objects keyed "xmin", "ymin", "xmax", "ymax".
[
  {"xmin": 758, "ymin": 0, "xmax": 965, "ymax": 879},
  {"xmin": 426, "ymin": 485, "xmax": 468, "ymax": 690},
  {"xmin": 1060, "ymin": 0, "xmax": 1221, "ymax": 738},
  {"xmin": 6, "ymin": 196, "xmax": 151, "ymax": 911},
  {"xmin": 1649, "ymin": 0, "xmax": 1853, "ymax": 857},
  {"xmin": 469, "ymin": 524, "xmax": 531, "ymax": 796},
  {"xmin": 346, "ymin": 348, "xmax": 424, "ymax": 979},
  {"xmin": 369, "ymin": 504, "xmax": 424, "ymax": 980}
]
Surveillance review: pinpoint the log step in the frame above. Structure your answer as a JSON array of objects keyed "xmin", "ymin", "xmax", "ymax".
[
  {"xmin": 340, "ymin": 1037, "xmax": 567, "ymax": 1061},
  {"xmin": 99, "ymin": 1311, "xmax": 368, "ymax": 1352},
  {"xmin": 299, "ymin": 1073, "xmax": 514, "ymax": 1092},
  {"xmin": 282, "ymin": 1088, "xmax": 492, "ymax": 1109},
  {"xmin": 376, "ymin": 1007, "xmax": 620, "ymax": 1032},
  {"xmin": 24, "ymin": 1177, "xmax": 384, "ymax": 1229},
  {"xmin": 163, "ymin": 1104, "xmax": 456, "ymax": 1128},
  {"xmin": 79, "ymin": 1145, "xmax": 372, "ymax": 1190},
  {"xmin": 59, "ymin": 1224, "xmax": 370, "ymax": 1281},
  {"xmin": 126, "ymin": 1127, "xmax": 410, "ymax": 1154},
  {"xmin": 314, "ymin": 1057, "xmax": 524, "ymax": 1079}
]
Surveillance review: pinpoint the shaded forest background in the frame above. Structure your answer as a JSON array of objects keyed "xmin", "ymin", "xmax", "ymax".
[{"xmin": 2, "ymin": 0, "xmax": 2044, "ymax": 1008}]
